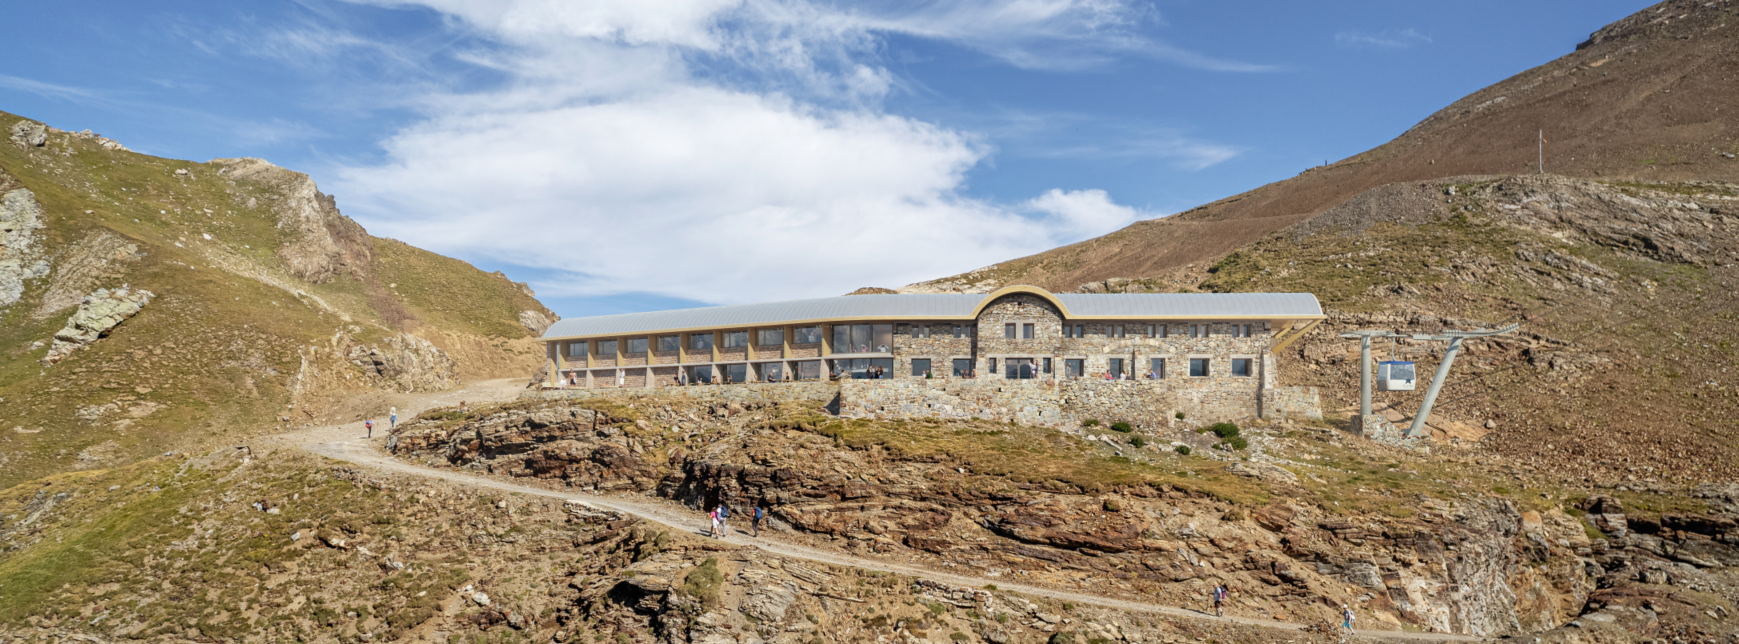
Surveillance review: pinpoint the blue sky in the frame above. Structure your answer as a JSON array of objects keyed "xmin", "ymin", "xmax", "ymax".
[{"xmin": 0, "ymin": 0, "xmax": 1649, "ymax": 318}]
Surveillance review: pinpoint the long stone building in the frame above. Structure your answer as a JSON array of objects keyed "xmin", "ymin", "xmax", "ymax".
[{"xmin": 539, "ymin": 285, "xmax": 1324, "ymax": 393}]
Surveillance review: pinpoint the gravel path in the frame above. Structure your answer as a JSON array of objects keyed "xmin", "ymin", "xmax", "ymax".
[{"xmin": 288, "ymin": 384, "xmax": 1486, "ymax": 643}]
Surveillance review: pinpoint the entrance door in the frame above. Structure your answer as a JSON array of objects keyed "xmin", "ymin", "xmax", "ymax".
[{"xmin": 1005, "ymin": 358, "xmax": 1035, "ymax": 380}]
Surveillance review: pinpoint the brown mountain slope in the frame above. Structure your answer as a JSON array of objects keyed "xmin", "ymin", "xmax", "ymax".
[
  {"xmin": 909, "ymin": 0, "xmax": 1739, "ymax": 294},
  {"xmin": 0, "ymin": 109, "xmax": 555, "ymax": 488}
]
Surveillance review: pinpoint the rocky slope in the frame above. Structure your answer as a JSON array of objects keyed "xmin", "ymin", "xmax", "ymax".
[{"xmin": 0, "ymin": 110, "xmax": 557, "ymax": 488}]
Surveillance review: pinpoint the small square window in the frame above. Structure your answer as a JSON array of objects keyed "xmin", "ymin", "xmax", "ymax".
[
  {"xmin": 1113, "ymin": 325, "xmax": 1125, "ymax": 338},
  {"xmin": 1189, "ymin": 358, "xmax": 1210, "ymax": 377},
  {"xmin": 1231, "ymin": 358, "xmax": 1252, "ymax": 377},
  {"xmin": 1005, "ymin": 323, "xmax": 1017, "ymax": 339},
  {"xmin": 911, "ymin": 358, "xmax": 932, "ymax": 377},
  {"xmin": 1150, "ymin": 358, "xmax": 1165, "ymax": 379},
  {"xmin": 1022, "ymin": 323, "xmax": 1034, "ymax": 339}
]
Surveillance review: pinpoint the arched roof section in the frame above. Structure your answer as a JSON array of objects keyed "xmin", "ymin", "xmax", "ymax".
[{"xmin": 970, "ymin": 285, "xmax": 1072, "ymax": 318}]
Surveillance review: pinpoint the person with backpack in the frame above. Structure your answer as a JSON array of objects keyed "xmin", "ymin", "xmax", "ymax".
[
  {"xmin": 752, "ymin": 504, "xmax": 764, "ymax": 537},
  {"xmin": 365, "ymin": 419, "xmax": 374, "ymax": 438},
  {"xmin": 1213, "ymin": 585, "xmax": 1226, "ymax": 617},
  {"xmin": 716, "ymin": 503, "xmax": 730, "ymax": 537},
  {"xmin": 1342, "ymin": 605, "xmax": 1355, "ymax": 635},
  {"xmin": 389, "ymin": 408, "xmax": 398, "ymax": 430}
]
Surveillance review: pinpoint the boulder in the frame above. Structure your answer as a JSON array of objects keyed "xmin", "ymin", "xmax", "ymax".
[{"xmin": 9, "ymin": 120, "xmax": 46, "ymax": 148}]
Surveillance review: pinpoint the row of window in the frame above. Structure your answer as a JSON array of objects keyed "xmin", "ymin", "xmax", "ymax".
[
  {"xmin": 565, "ymin": 326, "xmax": 828, "ymax": 357},
  {"xmin": 1061, "ymin": 324, "xmax": 1255, "ymax": 339},
  {"xmin": 564, "ymin": 322, "xmax": 1258, "ymax": 358},
  {"xmin": 570, "ymin": 355, "xmax": 1253, "ymax": 383}
]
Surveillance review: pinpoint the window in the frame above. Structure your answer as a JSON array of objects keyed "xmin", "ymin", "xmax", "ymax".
[
  {"xmin": 657, "ymin": 335, "xmax": 680, "ymax": 352},
  {"xmin": 953, "ymin": 325, "xmax": 975, "ymax": 338},
  {"xmin": 1189, "ymin": 358, "xmax": 1210, "ymax": 377},
  {"xmin": 912, "ymin": 325, "xmax": 930, "ymax": 339},
  {"xmin": 834, "ymin": 358, "xmax": 893, "ymax": 379},
  {"xmin": 566, "ymin": 341, "xmax": 587, "ymax": 358},
  {"xmin": 1113, "ymin": 325, "xmax": 1125, "ymax": 338},
  {"xmin": 1239, "ymin": 325, "xmax": 1253, "ymax": 338},
  {"xmin": 597, "ymin": 339, "xmax": 618, "ymax": 356},
  {"xmin": 833, "ymin": 325, "xmax": 850, "ymax": 351},
  {"xmin": 1191, "ymin": 324, "xmax": 1206, "ymax": 338},
  {"xmin": 1022, "ymin": 323, "xmax": 1035, "ymax": 339},
  {"xmin": 722, "ymin": 331, "xmax": 749, "ymax": 348},
  {"xmin": 1042, "ymin": 358, "xmax": 1052, "ymax": 374},
  {"xmin": 1145, "ymin": 324, "xmax": 1155, "ymax": 338},
  {"xmin": 1005, "ymin": 323, "xmax": 1017, "ymax": 339},
  {"xmin": 627, "ymin": 337, "xmax": 648, "ymax": 354},
  {"xmin": 911, "ymin": 358, "xmax": 932, "ymax": 377},
  {"xmin": 1150, "ymin": 358, "xmax": 1166, "ymax": 379},
  {"xmin": 797, "ymin": 360, "xmax": 822, "ymax": 380},
  {"xmin": 690, "ymin": 365, "xmax": 714, "ymax": 384},
  {"xmin": 1231, "ymin": 358, "xmax": 1252, "ymax": 377},
  {"xmin": 759, "ymin": 362, "xmax": 784, "ymax": 381},
  {"xmin": 952, "ymin": 358, "xmax": 973, "ymax": 377},
  {"xmin": 1064, "ymin": 359, "xmax": 1084, "ymax": 378},
  {"xmin": 987, "ymin": 358, "xmax": 997, "ymax": 374},
  {"xmin": 794, "ymin": 326, "xmax": 823, "ymax": 344},
  {"xmin": 1005, "ymin": 358, "xmax": 1035, "ymax": 379},
  {"xmin": 1160, "ymin": 325, "xmax": 1169, "ymax": 339},
  {"xmin": 1063, "ymin": 325, "xmax": 1073, "ymax": 338},
  {"xmin": 1064, "ymin": 324, "xmax": 1084, "ymax": 338},
  {"xmin": 757, "ymin": 329, "xmax": 783, "ymax": 346},
  {"xmin": 1108, "ymin": 358, "xmax": 1124, "ymax": 377},
  {"xmin": 723, "ymin": 363, "xmax": 747, "ymax": 383},
  {"xmin": 689, "ymin": 334, "xmax": 713, "ymax": 351}
]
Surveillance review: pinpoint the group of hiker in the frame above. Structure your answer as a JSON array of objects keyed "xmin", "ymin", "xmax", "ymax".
[
  {"xmin": 703, "ymin": 501, "xmax": 766, "ymax": 539},
  {"xmin": 363, "ymin": 407, "xmax": 399, "ymax": 438},
  {"xmin": 1207, "ymin": 585, "xmax": 1354, "ymax": 635}
]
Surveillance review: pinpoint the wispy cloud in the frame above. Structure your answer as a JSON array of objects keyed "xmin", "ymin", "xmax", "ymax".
[
  {"xmin": 1334, "ymin": 28, "xmax": 1431, "ymax": 50},
  {"xmin": 0, "ymin": 74, "xmax": 109, "ymax": 106}
]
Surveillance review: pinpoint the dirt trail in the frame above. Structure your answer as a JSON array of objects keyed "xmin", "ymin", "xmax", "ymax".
[{"xmin": 287, "ymin": 384, "xmax": 1485, "ymax": 643}]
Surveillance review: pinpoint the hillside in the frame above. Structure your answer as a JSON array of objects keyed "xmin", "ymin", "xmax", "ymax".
[
  {"xmin": 907, "ymin": 0, "xmax": 1739, "ymax": 295},
  {"xmin": 0, "ymin": 110, "xmax": 555, "ymax": 488}
]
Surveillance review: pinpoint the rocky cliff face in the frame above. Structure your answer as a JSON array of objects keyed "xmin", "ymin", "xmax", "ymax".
[
  {"xmin": 0, "ymin": 187, "xmax": 49, "ymax": 309},
  {"xmin": 214, "ymin": 158, "xmax": 373, "ymax": 284},
  {"xmin": 380, "ymin": 397, "xmax": 1739, "ymax": 638}
]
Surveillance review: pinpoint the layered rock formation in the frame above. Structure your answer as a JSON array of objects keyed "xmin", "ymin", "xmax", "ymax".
[
  {"xmin": 42, "ymin": 286, "xmax": 154, "ymax": 365},
  {"xmin": 0, "ymin": 187, "xmax": 49, "ymax": 309}
]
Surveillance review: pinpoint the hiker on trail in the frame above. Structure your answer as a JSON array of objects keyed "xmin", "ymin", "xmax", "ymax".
[
  {"xmin": 1342, "ymin": 605, "xmax": 1355, "ymax": 635},
  {"xmin": 1212, "ymin": 585, "xmax": 1226, "ymax": 617},
  {"xmin": 708, "ymin": 508, "xmax": 720, "ymax": 538},
  {"xmin": 752, "ymin": 504, "xmax": 764, "ymax": 537},
  {"xmin": 365, "ymin": 419, "xmax": 374, "ymax": 438},
  {"xmin": 389, "ymin": 407, "xmax": 398, "ymax": 430},
  {"xmin": 716, "ymin": 503, "xmax": 730, "ymax": 536}
]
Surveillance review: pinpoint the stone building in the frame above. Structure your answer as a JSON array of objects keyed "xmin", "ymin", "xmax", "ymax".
[{"xmin": 539, "ymin": 286, "xmax": 1324, "ymax": 396}]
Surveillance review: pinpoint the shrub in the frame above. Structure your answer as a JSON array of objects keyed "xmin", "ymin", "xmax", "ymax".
[
  {"xmin": 928, "ymin": 601, "xmax": 947, "ymax": 616},
  {"xmin": 1102, "ymin": 498, "xmax": 1121, "ymax": 512},
  {"xmin": 681, "ymin": 558, "xmax": 724, "ymax": 606},
  {"xmin": 1174, "ymin": 411, "xmax": 1185, "ymax": 420},
  {"xmin": 1175, "ymin": 445, "xmax": 1191, "ymax": 456},
  {"xmin": 1224, "ymin": 436, "xmax": 1249, "ymax": 451},
  {"xmin": 1130, "ymin": 436, "xmax": 1146, "ymax": 448},
  {"xmin": 1208, "ymin": 422, "xmax": 1240, "ymax": 439},
  {"xmin": 1049, "ymin": 635, "xmax": 1075, "ymax": 644},
  {"xmin": 1082, "ymin": 419, "xmax": 1101, "ymax": 428},
  {"xmin": 1110, "ymin": 422, "xmax": 1132, "ymax": 433}
]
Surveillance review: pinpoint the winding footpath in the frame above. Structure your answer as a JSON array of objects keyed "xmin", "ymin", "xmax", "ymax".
[{"xmin": 287, "ymin": 383, "xmax": 1485, "ymax": 643}]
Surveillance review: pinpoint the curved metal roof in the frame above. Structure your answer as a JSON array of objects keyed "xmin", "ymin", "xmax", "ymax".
[{"xmin": 542, "ymin": 287, "xmax": 1322, "ymax": 340}]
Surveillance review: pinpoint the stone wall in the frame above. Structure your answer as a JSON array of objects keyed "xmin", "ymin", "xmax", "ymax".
[
  {"xmin": 522, "ymin": 381, "xmax": 838, "ymax": 404},
  {"xmin": 837, "ymin": 379, "xmax": 1322, "ymax": 429}
]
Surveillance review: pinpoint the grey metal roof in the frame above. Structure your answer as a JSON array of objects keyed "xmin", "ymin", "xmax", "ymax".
[{"xmin": 542, "ymin": 290, "xmax": 1321, "ymax": 340}]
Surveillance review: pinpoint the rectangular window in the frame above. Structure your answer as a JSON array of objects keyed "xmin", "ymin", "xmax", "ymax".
[
  {"xmin": 1243, "ymin": 325, "xmax": 1254, "ymax": 338},
  {"xmin": 759, "ymin": 362, "xmax": 784, "ymax": 381},
  {"xmin": 657, "ymin": 335, "xmax": 680, "ymax": 352},
  {"xmin": 1160, "ymin": 325, "xmax": 1169, "ymax": 339},
  {"xmin": 1064, "ymin": 359, "xmax": 1084, "ymax": 378},
  {"xmin": 797, "ymin": 360, "xmax": 822, "ymax": 380},
  {"xmin": 1113, "ymin": 325, "xmax": 1125, "ymax": 338},
  {"xmin": 1189, "ymin": 358, "xmax": 1210, "ymax": 377},
  {"xmin": 722, "ymin": 331, "xmax": 748, "ymax": 348},
  {"xmin": 872, "ymin": 324, "xmax": 893, "ymax": 352},
  {"xmin": 1005, "ymin": 358, "xmax": 1035, "ymax": 379},
  {"xmin": 953, "ymin": 325, "xmax": 974, "ymax": 338},
  {"xmin": 911, "ymin": 358, "xmax": 932, "ymax": 377},
  {"xmin": 1144, "ymin": 324, "xmax": 1155, "ymax": 338},
  {"xmin": 832, "ymin": 325, "xmax": 850, "ymax": 351},
  {"xmin": 1190, "ymin": 324, "xmax": 1204, "ymax": 338},
  {"xmin": 757, "ymin": 329, "xmax": 783, "ymax": 346},
  {"xmin": 1005, "ymin": 323, "xmax": 1017, "ymax": 339},
  {"xmin": 794, "ymin": 326, "xmax": 823, "ymax": 344},
  {"xmin": 566, "ymin": 341, "xmax": 587, "ymax": 358},
  {"xmin": 1150, "ymin": 358, "xmax": 1166, "ymax": 379},
  {"xmin": 1108, "ymin": 358, "xmax": 1124, "ymax": 378},
  {"xmin": 911, "ymin": 325, "xmax": 930, "ymax": 339},
  {"xmin": 987, "ymin": 358, "xmax": 997, "ymax": 374},
  {"xmin": 597, "ymin": 339, "xmax": 618, "ymax": 356},
  {"xmin": 1022, "ymin": 323, "xmax": 1035, "ymax": 339},
  {"xmin": 627, "ymin": 337, "xmax": 648, "ymax": 354},
  {"xmin": 689, "ymin": 334, "xmax": 713, "ymax": 351},
  {"xmin": 1042, "ymin": 357, "xmax": 1052, "ymax": 374},
  {"xmin": 1231, "ymin": 358, "xmax": 1252, "ymax": 377},
  {"xmin": 723, "ymin": 363, "xmax": 747, "ymax": 383},
  {"xmin": 1063, "ymin": 325, "xmax": 1073, "ymax": 338},
  {"xmin": 952, "ymin": 358, "xmax": 973, "ymax": 377}
]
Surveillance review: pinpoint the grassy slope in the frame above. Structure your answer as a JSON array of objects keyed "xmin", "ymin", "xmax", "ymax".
[{"xmin": 0, "ymin": 109, "xmax": 551, "ymax": 488}]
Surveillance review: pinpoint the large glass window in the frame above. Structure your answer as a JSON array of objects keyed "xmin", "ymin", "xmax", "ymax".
[
  {"xmin": 597, "ymin": 339, "xmax": 618, "ymax": 356},
  {"xmin": 1150, "ymin": 358, "xmax": 1166, "ymax": 379},
  {"xmin": 723, "ymin": 363, "xmax": 747, "ymax": 383},
  {"xmin": 911, "ymin": 358, "xmax": 932, "ymax": 377},
  {"xmin": 757, "ymin": 329, "xmax": 783, "ymax": 346},
  {"xmin": 1231, "ymin": 358, "xmax": 1252, "ymax": 377},
  {"xmin": 722, "ymin": 331, "xmax": 749, "ymax": 348},
  {"xmin": 833, "ymin": 358, "xmax": 894, "ymax": 379},
  {"xmin": 1108, "ymin": 358, "xmax": 1124, "ymax": 378},
  {"xmin": 566, "ymin": 341, "xmax": 587, "ymax": 358},
  {"xmin": 627, "ymin": 337, "xmax": 648, "ymax": 354},
  {"xmin": 689, "ymin": 365, "xmax": 714, "ymax": 384},
  {"xmin": 1189, "ymin": 358, "xmax": 1210, "ymax": 377},
  {"xmin": 797, "ymin": 360, "xmax": 822, "ymax": 380},
  {"xmin": 657, "ymin": 335, "xmax": 680, "ymax": 352},
  {"xmin": 1005, "ymin": 358, "xmax": 1035, "ymax": 379},
  {"xmin": 836, "ymin": 324, "xmax": 893, "ymax": 353},
  {"xmin": 833, "ymin": 325, "xmax": 850, "ymax": 351},
  {"xmin": 953, "ymin": 358, "xmax": 973, "ymax": 377},
  {"xmin": 758, "ymin": 362, "xmax": 784, "ymax": 381},
  {"xmin": 690, "ymin": 334, "xmax": 713, "ymax": 351},
  {"xmin": 794, "ymin": 326, "xmax": 823, "ymax": 344},
  {"xmin": 1064, "ymin": 359, "xmax": 1084, "ymax": 378}
]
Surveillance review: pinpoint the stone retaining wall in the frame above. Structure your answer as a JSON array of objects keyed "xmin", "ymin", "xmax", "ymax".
[
  {"xmin": 837, "ymin": 379, "xmax": 1321, "ymax": 429},
  {"xmin": 521, "ymin": 381, "xmax": 838, "ymax": 404}
]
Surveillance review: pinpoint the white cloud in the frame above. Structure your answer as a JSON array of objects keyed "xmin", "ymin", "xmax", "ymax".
[
  {"xmin": 1334, "ymin": 29, "xmax": 1431, "ymax": 50},
  {"xmin": 330, "ymin": 0, "xmax": 1230, "ymax": 305}
]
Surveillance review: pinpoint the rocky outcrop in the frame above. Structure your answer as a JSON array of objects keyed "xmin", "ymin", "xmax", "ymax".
[
  {"xmin": 0, "ymin": 188, "xmax": 50, "ymax": 309},
  {"xmin": 32, "ymin": 231, "xmax": 139, "ymax": 318},
  {"xmin": 9, "ymin": 120, "xmax": 46, "ymax": 148},
  {"xmin": 215, "ymin": 158, "xmax": 372, "ymax": 284},
  {"xmin": 42, "ymin": 286, "xmax": 154, "ymax": 365},
  {"xmin": 518, "ymin": 309, "xmax": 554, "ymax": 334},
  {"xmin": 346, "ymin": 333, "xmax": 459, "ymax": 393}
]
